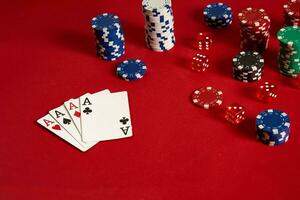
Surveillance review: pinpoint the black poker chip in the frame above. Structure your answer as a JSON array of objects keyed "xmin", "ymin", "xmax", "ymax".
[
  {"xmin": 232, "ymin": 51, "xmax": 264, "ymax": 71},
  {"xmin": 232, "ymin": 51, "xmax": 264, "ymax": 82}
]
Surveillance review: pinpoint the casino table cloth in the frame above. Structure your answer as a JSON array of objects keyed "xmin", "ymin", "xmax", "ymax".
[{"xmin": 1, "ymin": 0, "xmax": 300, "ymax": 199}]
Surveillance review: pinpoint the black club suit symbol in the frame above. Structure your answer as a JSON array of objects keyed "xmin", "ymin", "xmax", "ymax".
[
  {"xmin": 83, "ymin": 107, "xmax": 92, "ymax": 115},
  {"xmin": 119, "ymin": 117, "xmax": 129, "ymax": 125}
]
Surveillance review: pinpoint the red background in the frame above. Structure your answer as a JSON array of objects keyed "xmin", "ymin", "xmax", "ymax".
[{"xmin": 1, "ymin": 0, "xmax": 300, "ymax": 199}]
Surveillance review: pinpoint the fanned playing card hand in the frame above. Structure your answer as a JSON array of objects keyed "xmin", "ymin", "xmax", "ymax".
[{"xmin": 37, "ymin": 89, "xmax": 133, "ymax": 152}]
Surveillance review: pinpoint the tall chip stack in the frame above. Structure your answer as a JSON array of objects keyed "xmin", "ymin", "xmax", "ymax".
[
  {"xmin": 277, "ymin": 26, "xmax": 300, "ymax": 77},
  {"xmin": 91, "ymin": 13, "xmax": 125, "ymax": 61},
  {"xmin": 256, "ymin": 109, "xmax": 291, "ymax": 146},
  {"xmin": 142, "ymin": 0, "xmax": 175, "ymax": 52},
  {"xmin": 238, "ymin": 8, "xmax": 271, "ymax": 52},
  {"xmin": 283, "ymin": 0, "xmax": 300, "ymax": 26}
]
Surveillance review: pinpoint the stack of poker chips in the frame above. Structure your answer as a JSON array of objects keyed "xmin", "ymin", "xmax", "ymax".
[
  {"xmin": 277, "ymin": 26, "xmax": 300, "ymax": 77},
  {"xmin": 142, "ymin": 0, "xmax": 175, "ymax": 52},
  {"xmin": 283, "ymin": 0, "xmax": 300, "ymax": 26},
  {"xmin": 91, "ymin": 13, "xmax": 125, "ymax": 61},
  {"xmin": 256, "ymin": 109, "xmax": 291, "ymax": 146},
  {"xmin": 238, "ymin": 8, "xmax": 271, "ymax": 52},
  {"xmin": 203, "ymin": 2, "xmax": 233, "ymax": 28},
  {"xmin": 232, "ymin": 51, "xmax": 264, "ymax": 82}
]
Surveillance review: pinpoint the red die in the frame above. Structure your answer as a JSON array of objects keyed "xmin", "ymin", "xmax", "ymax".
[
  {"xmin": 196, "ymin": 32, "xmax": 212, "ymax": 52},
  {"xmin": 225, "ymin": 103, "xmax": 246, "ymax": 125},
  {"xmin": 256, "ymin": 81, "xmax": 277, "ymax": 102},
  {"xmin": 191, "ymin": 53, "xmax": 209, "ymax": 72}
]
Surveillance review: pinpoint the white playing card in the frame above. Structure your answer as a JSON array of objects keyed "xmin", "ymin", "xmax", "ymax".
[
  {"xmin": 80, "ymin": 91, "xmax": 132, "ymax": 142},
  {"xmin": 64, "ymin": 98, "xmax": 82, "ymax": 134},
  {"xmin": 49, "ymin": 105, "xmax": 98, "ymax": 149},
  {"xmin": 37, "ymin": 114, "xmax": 89, "ymax": 152},
  {"xmin": 64, "ymin": 89, "xmax": 110, "ymax": 137}
]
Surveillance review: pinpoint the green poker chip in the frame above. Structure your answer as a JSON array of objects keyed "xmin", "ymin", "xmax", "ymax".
[
  {"xmin": 277, "ymin": 26, "xmax": 300, "ymax": 47},
  {"xmin": 278, "ymin": 26, "xmax": 300, "ymax": 77}
]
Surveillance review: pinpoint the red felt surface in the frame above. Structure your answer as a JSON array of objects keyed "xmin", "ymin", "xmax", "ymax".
[{"xmin": 1, "ymin": 0, "xmax": 300, "ymax": 199}]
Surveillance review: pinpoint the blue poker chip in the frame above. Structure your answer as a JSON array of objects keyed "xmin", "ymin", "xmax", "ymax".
[
  {"xmin": 256, "ymin": 109, "xmax": 291, "ymax": 135},
  {"xmin": 256, "ymin": 129, "xmax": 290, "ymax": 146},
  {"xmin": 93, "ymin": 29, "xmax": 124, "ymax": 40},
  {"xmin": 96, "ymin": 38, "xmax": 125, "ymax": 48},
  {"xmin": 91, "ymin": 13, "xmax": 120, "ymax": 31},
  {"xmin": 91, "ymin": 13, "xmax": 125, "ymax": 61},
  {"xmin": 203, "ymin": 2, "xmax": 232, "ymax": 20},
  {"xmin": 116, "ymin": 59, "xmax": 147, "ymax": 81}
]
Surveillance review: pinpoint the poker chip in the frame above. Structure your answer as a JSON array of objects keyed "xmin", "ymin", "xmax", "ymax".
[
  {"xmin": 191, "ymin": 86, "xmax": 223, "ymax": 109},
  {"xmin": 256, "ymin": 109, "xmax": 291, "ymax": 146},
  {"xmin": 142, "ymin": 0, "xmax": 175, "ymax": 52},
  {"xmin": 116, "ymin": 59, "xmax": 147, "ymax": 81},
  {"xmin": 203, "ymin": 2, "xmax": 233, "ymax": 28},
  {"xmin": 91, "ymin": 13, "xmax": 125, "ymax": 61},
  {"xmin": 232, "ymin": 51, "xmax": 264, "ymax": 82},
  {"xmin": 277, "ymin": 26, "xmax": 300, "ymax": 78},
  {"xmin": 283, "ymin": 0, "xmax": 300, "ymax": 26},
  {"xmin": 238, "ymin": 7, "xmax": 270, "ymax": 52}
]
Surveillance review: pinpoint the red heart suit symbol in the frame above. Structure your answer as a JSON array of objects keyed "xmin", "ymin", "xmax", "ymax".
[{"xmin": 52, "ymin": 125, "xmax": 61, "ymax": 130}]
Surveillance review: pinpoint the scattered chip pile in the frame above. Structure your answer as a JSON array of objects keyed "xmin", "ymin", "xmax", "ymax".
[
  {"xmin": 116, "ymin": 59, "xmax": 147, "ymax": 81},
  {"xmin": 91, "ymin": 13, "xmax": 125, "ymax": 61},
  {"xmin": 277, "ymin": 26, "xmax": 300, "ymax": 77},
  {"xmin": 142, "ymin": 0, "xmax": 175, "ymax": 52},
  {"xmin": 191, "ymin": 86, "xmax": 223, "ymax": 109},
  {"xmin": 256, "ymin": 109, "xmax": 291, "ymax": 146},
  {"xmin": 283, "ymin": 0, "xmax": 300, "ymax": 26},
  {"xmin": 238, "ymin": 8, "xmax": 271, "ymax": 52},
  {"xmin": 232, "ymin": 51, "xmax": 264, "ymax": 82},
  {"xmin": 203, "ymin": 2, "xmax": 233, "ymax": 28}
]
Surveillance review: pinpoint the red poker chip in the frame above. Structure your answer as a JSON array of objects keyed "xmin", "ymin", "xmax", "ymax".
[
  {"xmin": 240, "ymin": 23, "xmax": 270, "ymax": 32},
  {"xmin": 284, "ymin": 0, "xmax": 300, "ymax": 18},
  {"xmin": 238, "ymin": 7, "xmax": 270, "ymax": 27},
  {"xmin": 191, "ymin": 86, "xmax": 223, "ymax": 109}
]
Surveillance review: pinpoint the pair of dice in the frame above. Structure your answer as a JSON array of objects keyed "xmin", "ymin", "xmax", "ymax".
[
  {"xmin": 224, "ymin": 82, "xmax": 279, "ymax": 125},
  {"xmin": 191, "ymin": 32, "xmax": 212, "ymax": 72}
]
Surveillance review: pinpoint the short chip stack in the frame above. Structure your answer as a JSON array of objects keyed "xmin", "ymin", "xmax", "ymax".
[
  {"xmin": 232, "ymin": 51, "xmax": 264, "ymax": 82},
  {"xmin": 238, "ymin": 8, "xmax": 271, "ymax": 52},
  {"xmin": 203, "ymin": 2, "xmax": 233, "ymax": 28},
  {"xmin": 116, "ymin": 59, "xmax": 147, "ymax": 81},
  {"xmin": 142, "ymin": 0, "xmax": 175, "ymax": 52},
  {"xmin": 91, "ymin": 13, "xmax": 125, "ymax": 61},
  {"xmin": 283, "ymin": 0, "xmax": 300, "ymax": 26},
  {"xmin": 256, "ymin": 109, "xmax": 291, "ymax": 146},
  {"xmin": 277, "ymin": 26, "xmax": 300, "ymax": 77},
  {"xmin": 191, "ymin": 86, "xmax": 223, "ymax": 109}
]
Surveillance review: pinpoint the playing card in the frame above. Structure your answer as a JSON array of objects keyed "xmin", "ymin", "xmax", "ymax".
[
  {"xmin": 37, "ymin": 114, "xmax": 89, "ymax": 152},
  {"xmin": 64, "ymin": 98, "xmax": 82, "ymax": 134},
  {"xmin": 64, "ymin": 89, "xmax": 110, "ymax": 136},
  {"xmin": 49, "ymin": 105, "xmax": 98, "ymax": 149},
  {"xmin": 80, "ymin": 91, "xmax": 132, "ymax": 142}
]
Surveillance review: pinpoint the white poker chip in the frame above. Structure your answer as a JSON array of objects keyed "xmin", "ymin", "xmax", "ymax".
[{"xmin": 142, "ymin": 0, "xmax": 175, "ymax": 52}]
